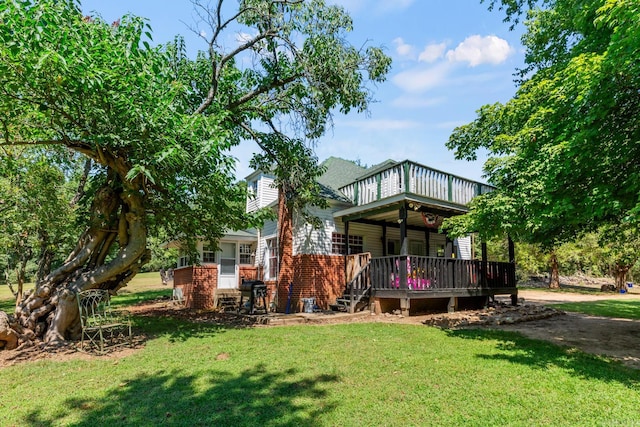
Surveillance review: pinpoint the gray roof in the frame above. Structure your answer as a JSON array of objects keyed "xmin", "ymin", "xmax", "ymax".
[{"xmin": 317, "ymin": 157, "xmax": 367, "ymax": 190}]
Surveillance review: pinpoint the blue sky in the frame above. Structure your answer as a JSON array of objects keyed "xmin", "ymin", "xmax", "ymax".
[{"xmin": 81, "ymin": 0, "xmax": 525, "ymax": 183}]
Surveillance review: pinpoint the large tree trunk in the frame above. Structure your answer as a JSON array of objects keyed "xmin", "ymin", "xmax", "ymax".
[
  {"xmin": 5, "ymin": 167, "xmax": 151, "ymax": 348},
  {"xmin": 613, "ymin": 263, "xmax": 630, "ymax": 292},
  {"xmin": 549, "ymin": 251, "xmax": 560, "ymax": 289}
]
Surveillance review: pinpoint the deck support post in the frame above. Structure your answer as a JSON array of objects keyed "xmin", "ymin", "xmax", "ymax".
[
  {"xmin": 481, "ymin": 241, "xmax": 488, "ymax": 288},
  {"xmin": 400, "ymin": 298, "xmax": 410, "ymax": 316},
  {"xmin": 447, "ymin": 296, "xmax": 457, "ymax": 313}
]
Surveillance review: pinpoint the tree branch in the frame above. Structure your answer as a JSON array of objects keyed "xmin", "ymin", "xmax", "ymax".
[{"xmin": 70, "ymin": 158, "xmax": 92, "ymax": 207}]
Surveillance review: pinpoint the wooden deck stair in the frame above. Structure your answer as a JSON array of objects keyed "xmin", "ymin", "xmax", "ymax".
[
  {"xmin": 331, "ymin": 253, "xmax": 372, "ymax": 313},
  {"xmin": 331, "ymin": 285, "xmax": 371, "ymax": 312}
]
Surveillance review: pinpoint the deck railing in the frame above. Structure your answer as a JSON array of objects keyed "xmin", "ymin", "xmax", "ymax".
[
  {"xmin": 339, "ymin": 160, "xmax": 493, "ymax": 207},
  {"xmin": 369, "ymin": 255, "xmax": 516, "ymax": 291}
]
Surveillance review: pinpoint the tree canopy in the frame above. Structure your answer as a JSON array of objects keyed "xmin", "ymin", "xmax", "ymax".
[
  {"xmin": 445, "ymin": 0, "xmax": 639, "ymax": 252},
  {"xmin": 0, "ymin": 0, "xmax": 390, "ymax": 344}
]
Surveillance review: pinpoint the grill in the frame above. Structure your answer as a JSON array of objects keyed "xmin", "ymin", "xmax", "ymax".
[{"xmin": 239, "ymin": 280, "xmax": 268, "ymax": 315}]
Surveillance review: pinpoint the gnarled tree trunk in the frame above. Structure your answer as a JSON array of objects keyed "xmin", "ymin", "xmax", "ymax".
[{"xmin": 5, "ymin": 159, "xmax": 151, "ymax": 349}]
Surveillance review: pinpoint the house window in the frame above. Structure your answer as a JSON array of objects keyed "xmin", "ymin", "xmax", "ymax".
[
  {"xmin": 409, "ymin": 240, "xmax": 425, "ymax": 256},
  {"xmin": 266, "ymin": 238, "xmax": 278, "ymax": 279},
  {"xmin": 239, "ymin": 244, "xmax": 253, "ymax": 264},
  {"xmin": 202, "ymin": 245, "xmax": 216, "ymax": 263},
  {"xmin": 436, "ymin": 244, "xmax": 445, "ymax": 257},
  {"xmin": 332, "ymin": 233, "xmax": 364, "ymax": 255},
  {"xmin": 387, "ymin": 239, "xmax": 400, "ymax": 256},
  {"xmin": 178, "ymin": 254, "xmax": 189, "ymax": 268},
  {"xmin": 248, "ymin": 180, "xmax": 258, "ymax": 197}
]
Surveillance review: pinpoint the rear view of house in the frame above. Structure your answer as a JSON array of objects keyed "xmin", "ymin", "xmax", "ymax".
[{"xmin": 174, "ymin": 157, "xmax": 517, "ymax": 314}]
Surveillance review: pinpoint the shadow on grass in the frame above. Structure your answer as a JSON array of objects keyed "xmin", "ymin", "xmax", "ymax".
[
  {"xmin": 24, "ymin": 364, "xmax": 339, "ymax": 426},
  {"xmin": 445, "ymin": 328, "xmax": 640, "ymax": 386}
]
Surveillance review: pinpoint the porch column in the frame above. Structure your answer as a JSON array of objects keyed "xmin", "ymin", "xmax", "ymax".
[
  {"xmin": 445, "ymin": 235, "xmax": 454, "ymax": 287},
  {"xmin": 445, "ymin": 235, "xmax": 453, "ymax": 258},
  {"xmin": 382, "ymin": 224, "xmax": 387, "ymax": 256},
  {"xmin": 345, "ymin": 220, "xmax": 350, "ymax": 255},
  {"xmin": 399, "ymin": 205, "xmax": 408, "ymax": 290},
  {"xmin": 344, "ymin": 220, "xmax": 350, "ymax": 289},
  {"xmin": 508, "ymin": 235, "xmax": 518, "ymax": 305},
  {"xmin": 481, "ymin": 241, "xmax": 488, "ymax": 288},
  {"xmin": 399, "ymin": 204, "xmax": 407, "ymax": 249}
]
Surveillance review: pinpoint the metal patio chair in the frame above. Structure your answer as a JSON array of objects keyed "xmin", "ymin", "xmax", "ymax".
[{"xmin": 76, "ymin": 289, "xmax": 132, "ymax": 354}]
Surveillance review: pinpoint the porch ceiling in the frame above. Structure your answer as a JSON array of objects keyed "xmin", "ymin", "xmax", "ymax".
[{"xmin": 334, "ymin": 193, "xmax": 469, "ymax": 228}]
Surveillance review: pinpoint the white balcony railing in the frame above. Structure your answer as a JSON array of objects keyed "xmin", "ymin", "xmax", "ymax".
[{"xmin": 339, "ymin": 160, "xmax": 492, "ymax": 207}]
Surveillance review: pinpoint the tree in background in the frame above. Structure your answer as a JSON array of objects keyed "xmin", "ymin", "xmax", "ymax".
[
  {"xmin": 445, "ymin": 0, "xmax": 639, "ymax": 288},
  {"xmin": 0, "ymin": 148, "xmax": 80, "ymax": 305},
  {"xmin": 0, "ymin": 0, "xmax": 390, "ymax": 346}
]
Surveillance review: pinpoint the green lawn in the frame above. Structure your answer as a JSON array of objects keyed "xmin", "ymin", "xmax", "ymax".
[
  {"xmin": 553, "ymin": 300, "xmax": 640, "ymax": 320},
  {"xmin": 1, "ymin": 276, "xmax": 640, "ymax": 426},
  {"xmin": 0, "ymin": 271, "xmax": 170, "ymax": 312}
]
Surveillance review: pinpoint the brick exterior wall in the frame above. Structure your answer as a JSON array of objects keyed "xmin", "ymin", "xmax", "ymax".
[
  {"xmin": 275, "ymin": 254, "xmax": 345, "ymax": 313},
  {"xmin": 238, "ymin": 265, "xmax": 258, "ymax": 286},
  {"xmin": 174, "ymin": 265, "xmax": 218, "ymax": 309}
]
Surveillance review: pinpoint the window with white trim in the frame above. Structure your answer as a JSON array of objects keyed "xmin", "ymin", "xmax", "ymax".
[
  {"xmin": 239, "ymin": 244, "xmax": 253, "ymax": 264},
  {"xmin": 178, "ymin": 254, "xmax": 189, "ymax": 268},
  {"xmin": 202, "ymin": 245, "xmax": 216, "ymax": 263},
  {"xmin": 266, "ymin": 238, "xmax": 278, "ymax": 279},
  {"xmin": 332, "ymin": 233, "xmax": 364, "ymax": 255}
]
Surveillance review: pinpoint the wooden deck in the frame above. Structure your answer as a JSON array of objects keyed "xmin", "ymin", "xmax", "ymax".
[{"xmin": 346, "ymin": 255, "xmax": 517, "ymax": 315}]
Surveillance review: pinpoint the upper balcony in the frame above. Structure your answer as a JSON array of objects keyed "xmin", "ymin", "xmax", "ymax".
[{"xmin": 338, "ymin": 160, "xmax": 493, "ymax": 210}]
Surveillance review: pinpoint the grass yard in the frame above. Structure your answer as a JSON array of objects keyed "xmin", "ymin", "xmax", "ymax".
[
  {"xmin": 2, "ymin": 321, "xmax": 639, "ymax": 426},
  {"xmin": 553, "ymin": 300, "xmax": 640, "ymax": 320},
  {"xmin": 1, "ymin": 275, "xmax": 640, "ymax": 426},
  {"xmin": 0, "ymin": 272, "xmax": 171, "ymax": 312}
]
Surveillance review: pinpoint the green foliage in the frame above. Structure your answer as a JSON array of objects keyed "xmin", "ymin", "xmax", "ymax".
[
  {"xmin": 0, "ymin": 0, "xmax": 390, "ymax": 277},
  {"xmin": 446, "ymin": 0, "xmax": 640, "ymax": 272},
  {"xmin": 0, "ymin": 147, "xmax": 79, "ymax": 283}
]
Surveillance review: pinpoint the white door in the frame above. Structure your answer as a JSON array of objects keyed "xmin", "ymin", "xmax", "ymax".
[{"xmin": 218, "ymin": 242, "xmax": 237, "ymax": 289}]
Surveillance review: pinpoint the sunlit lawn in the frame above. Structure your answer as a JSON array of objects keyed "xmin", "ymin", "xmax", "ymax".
[
  {"xmin": 1, "ymin": 276, "xmax": 640, "ymax": 426},
  {"xmin": 0, "ymin": 271, "xmax": 170, "ymax": 312},
  {"xmin": 553, "ymin": 300, "xmax": 640, "ymax": 320}
]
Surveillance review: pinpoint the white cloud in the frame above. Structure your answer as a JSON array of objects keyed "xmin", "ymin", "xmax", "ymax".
[
  {"xmin": 446, "ymin": 35, "xmax": 513, "ymax": 67},
  {"xmin": 392, "ymin": 37, "xmax": 414, "ymax": 58},
  {"xmin": 339, "ymin": 118, "xmax": 422, "ymax": 131},
  {"xmin": 391, "ymin": 95, "xmax": 445, "ymax": 109},
  {"xmin": 418, "ymin": 42, "xmax": 447, "ymax": 63},
  {"xmin": 392, "ymin": 62, "xmax": 451, "ymax": 93}
]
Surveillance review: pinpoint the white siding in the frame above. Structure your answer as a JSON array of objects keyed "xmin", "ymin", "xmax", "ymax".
[
  {"xmin": 455, "ymin": 235, "xmax": 472, "ymax": 260},
  {"xmin": 293, "ymin": 206, "xmax": 335, "ymax": 255},
  {"xmin": 246, "ymin": 173, "xmax": 278, "ymax": 213}
]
